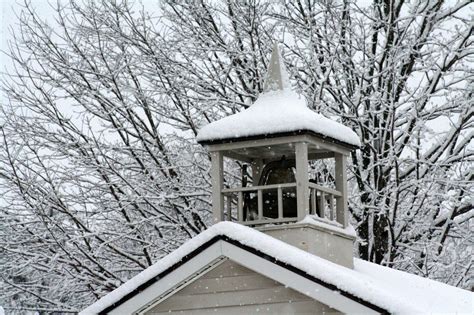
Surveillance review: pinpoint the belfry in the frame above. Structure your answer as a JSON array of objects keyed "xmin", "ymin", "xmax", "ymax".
[{"xmin": 197, "ymin": 43, "xmax": 360, "ymax": 267}]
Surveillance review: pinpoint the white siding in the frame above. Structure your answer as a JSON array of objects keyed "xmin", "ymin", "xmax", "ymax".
[{"xmin": 146, "ymin": 259, "xmax": 339, "ymax": 314}]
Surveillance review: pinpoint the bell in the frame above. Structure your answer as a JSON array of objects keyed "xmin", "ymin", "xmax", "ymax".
[{"xmin": 245, "ymin": 156, "xmax": 297, "ymax": 220}]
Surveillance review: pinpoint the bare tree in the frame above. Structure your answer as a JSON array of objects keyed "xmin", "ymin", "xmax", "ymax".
[
  {"xmin": 0, "ymin": 0, "xmax": 472, "ymax": 311},
  {"xmin": 0, "ymin": 1, "xmax": 211, "ymax": 311},
  {"xmin": 279, "ymin": 0, "xmax": 473, "ymax": 287}
]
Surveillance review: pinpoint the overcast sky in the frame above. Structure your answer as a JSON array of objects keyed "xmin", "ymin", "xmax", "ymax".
[
  {"xmin": 2, "ymin": 0, "xmax": 22, "ymax": 68},
  {"xmin": 1, "ymin": 0, "xmax": 59, "ymax": 70},
  {"xmin": 1, "ymin": 0, "xmax": 15, "ymax": 70}
]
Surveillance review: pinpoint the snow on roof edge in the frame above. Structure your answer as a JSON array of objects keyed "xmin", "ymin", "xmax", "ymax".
[
  {"xmin": 196, "ymin": 90, "xmax": 361, "ymax": 148},
  {"xmin": 300, "ymin": 215, "xmax": 357, "ymax": 238},
  {"xmin": 197, "ymin": 128, "xmax": 360, "ymax": 149},
  {"xmin": 81, "ymin": 221, "xmax": 471, "ymax": 314}
]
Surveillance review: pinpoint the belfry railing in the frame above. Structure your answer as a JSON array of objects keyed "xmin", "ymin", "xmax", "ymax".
[
  {"xmin": 308, "ymin": 182, "xmax": 341, "ymax": 221},
  {"xmin": 222, "ymin": 183, "xmax": 297, "ymax": 225},
  {"xmin": 222, "ymin": 182, "xmax": 341, "ymax": 226}
]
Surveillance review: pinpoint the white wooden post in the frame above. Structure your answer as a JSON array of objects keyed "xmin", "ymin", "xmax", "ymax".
[
  {"xmin": 335, "ymin": 153, "xmax": 348, "ymax": 227},
  {"xmin": 237, "ymin": 192, "xmax": 243, "ymax": 222},
  {"xmin": 226, "ymin": 196, "xmax": 232, "ymax": 220},
  {"xmin": 329, "ymin": 195, "xmax": 335, "ymax": 221},
  {"xmin": 277, "ymin": 187, "xmax": 283, "ymax": 219},
  {"xmin": 318, "ymin": 192, "xmax": 325, "ymax": 218},
  {"xmin": 311, "ymin": 189, "xmax": 316, "ymax": 215},
  {"xmin": 211, "ymin": 151, "xmax": 224, "ymax": 223},
  {"xmin": 295, "ymin": 142, "xmax": 309, "ymax": 221}
]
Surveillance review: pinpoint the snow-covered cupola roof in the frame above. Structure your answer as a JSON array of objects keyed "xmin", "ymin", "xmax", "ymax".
[{"xmin": 197, "ymin": 43, "xmax": 360, "ymax": 148}]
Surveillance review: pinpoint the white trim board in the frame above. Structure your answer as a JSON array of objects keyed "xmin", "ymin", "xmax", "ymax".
[{"xmin": 108, "ymin": 239, "xmax": 379, "ymax": 315}]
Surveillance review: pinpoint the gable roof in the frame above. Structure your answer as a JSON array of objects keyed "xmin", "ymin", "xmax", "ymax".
[
  {"xmin": 196, "ymin": 45, "xmax": 361, "ymax": 148},
  {"xmin": 80, "ymin": 222, "xmax": 472, "ymax": 314}
]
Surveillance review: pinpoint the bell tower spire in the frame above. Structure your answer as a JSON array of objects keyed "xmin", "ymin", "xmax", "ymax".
[{"xmin": 262, "ymin": 42, "xmax": 291, "ymax": 93}]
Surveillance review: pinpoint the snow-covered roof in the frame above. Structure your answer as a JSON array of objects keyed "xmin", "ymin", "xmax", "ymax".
[
  {"xmin": 81, "ymin": 221, "xmax": 472, "ymax": 314},
  {"xmin": 197, "ymin": 44, "xmax": 361, "ymax": 148}
]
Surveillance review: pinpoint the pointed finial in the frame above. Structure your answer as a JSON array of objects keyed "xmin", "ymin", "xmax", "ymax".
[{"xmin": 262, "ymin": 42, "xmax": 291, "ymax": 93}]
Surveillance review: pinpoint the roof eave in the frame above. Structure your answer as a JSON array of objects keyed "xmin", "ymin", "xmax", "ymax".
[
  {"xmin": 197, "ymin": 129, "xmax": 360, "ymax": 151},
  {"xmin": 99, "ymin": 235, "xmax": 385, "ymax": 314}
]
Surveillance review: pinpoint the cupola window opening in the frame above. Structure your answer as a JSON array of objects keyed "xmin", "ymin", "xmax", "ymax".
[{"xmin": 244, "ymin": 156, "xmax": 297, "ymax": 221}]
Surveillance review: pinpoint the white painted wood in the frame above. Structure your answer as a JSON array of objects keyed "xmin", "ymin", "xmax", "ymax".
[
  {"xmin": 318, "ymin": 192, "xmax": 325, "ymax": 218},
  {"xmin": 111, "ymin": 240, "xmax": 372, "ymax": 314},
  {"xmin": 335, "ymin": 153, "xmax": 348, "ymax": 227},
  {"xmin": 259, "ymin": 220, "xmax": 355, "ymax": 242},
  {"xmin": 259, "ymin": 223, "xmax": 355, "ymax": 268},
  {"xmin": 308, "ymin": 182, "xmax": 342, "ymax": 197},
  {"xmin": 147, "ymin": 300, "xmax": 339, "ymax": 315},
  {"xmin": 177, "ymin": 273, "xmax": 279, "ymax": 295},
  {"xmin": 277, "ymin": 187, "xmax": 283, "ymax": 219},
  {"xmin": 222, "ymin": 182, "xmax": 296, "ymax": 193},
  {"xmin": 295, "ymin": 142, "xmax": 309, "ymax": 221},
  {"xmin": 211, "ymin": 151, "xmax": 224, "ymax": 223},
  {"xmin": 257, "ymin": 189, "xmax": 263, "ymax": 219},
  {"xmin": 237, "ymin": 192, "xmax": 243, "ymax": 222},
  {"xmin": 207, "ymin": 134, "xmax": 350, "ymax": 156},
  {"xmin": 110, "ymin": 243, "xmax": 224, "ymax": 314},
  {"xmin": 311, "ymin": 188, "xmax": 316, "ymax": 214},
  {"xmin": 226, "ymin": 196, "xmax": 232, "ymax": 220},
  {"xmin": 240, "ymin": 217, "xmax": 297, "ymax": 226},
  {"xmin": 329, "ymin": 195, "xmax": 335, "ymax": 220},
  {"xmin": 263, "ymin": 42, "xmax": 287, "ymax": 92},
  {"xmin": 221, "ymin": 242, "xmax": 377, "ymax": 314},
  {"xmin": 305, "ymin": 136, "xmax": 352, "ymax": 156},
  {"xmin": 152, "ymin": 285, "xmax": 309, "ymax": 311},
  {"xmin": 147, "ymin": 261, "xmax": 337, "ymax": 315},
  {"xmin": 208, "ymin": 135, "xmax": 307, "ymax": 152},
  {"xmin": 200, "ymin": 260, "xmax": 257, "ymax": 279}
]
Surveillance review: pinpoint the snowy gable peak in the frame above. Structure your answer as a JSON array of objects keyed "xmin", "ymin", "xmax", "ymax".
[
  {"xmin": 81, "ymin": 221, "xmax": 472, "ymax": 314},
  {"xmin": 196, "ymin": 44, "xmax": 361, "ymax": 148}
]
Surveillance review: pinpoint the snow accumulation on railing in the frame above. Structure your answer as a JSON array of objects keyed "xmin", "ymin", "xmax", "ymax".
[{"xmin": 221, "ymin": 182, "xmax": 342, "ymax": 226}]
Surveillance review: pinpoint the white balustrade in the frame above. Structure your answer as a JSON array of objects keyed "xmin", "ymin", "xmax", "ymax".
[{"xmin": 221, "ymin": 182, "xmax": 341, "ymax": 226}]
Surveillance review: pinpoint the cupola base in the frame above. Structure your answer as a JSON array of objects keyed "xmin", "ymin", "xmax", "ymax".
[{"xmin": 257, "ymin": 217, "xmax": 355, "ymax": 269}]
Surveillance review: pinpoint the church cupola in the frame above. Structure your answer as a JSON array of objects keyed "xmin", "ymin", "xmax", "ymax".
[
  {"xmin": 82, "ymin": 42, "xmax": 470, "ymax": 315},
  {"xmin": 197, "ymin": 44, "xmax": 359, "ymax": 267}
]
